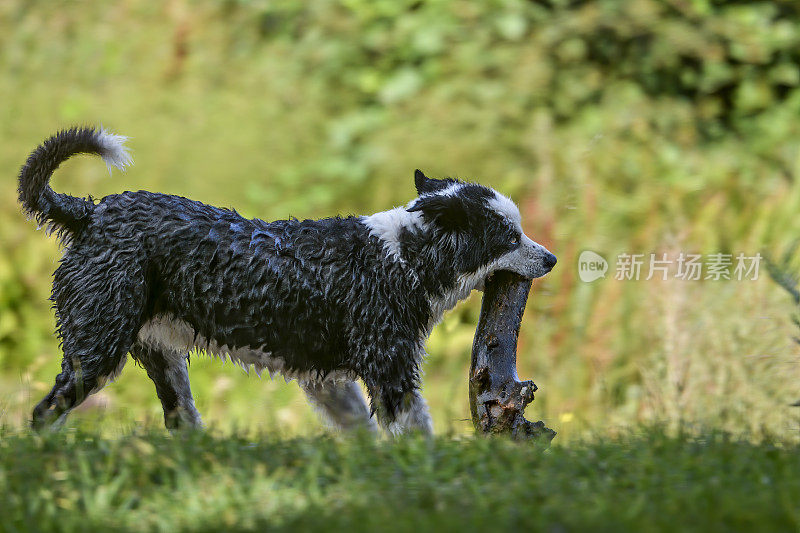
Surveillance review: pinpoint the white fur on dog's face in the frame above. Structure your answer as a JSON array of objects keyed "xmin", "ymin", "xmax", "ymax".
[
  {"xmin": 363, "ymin": 174, "xmax": 556, "ymax": 309},
  {"xmin": 483, "ymin": 191, "xmax": 556, "ymax": 281}
]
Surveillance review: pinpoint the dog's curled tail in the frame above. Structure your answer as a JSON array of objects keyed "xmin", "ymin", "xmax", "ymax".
[{"xmin": 17, "ymin": 126, "xmax": 132, "ymax": 236}]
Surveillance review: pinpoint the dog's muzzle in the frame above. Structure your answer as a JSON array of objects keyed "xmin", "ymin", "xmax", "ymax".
[{"xmin": 493, "ymin": 235, "xmax": 556, "ymax": 280}]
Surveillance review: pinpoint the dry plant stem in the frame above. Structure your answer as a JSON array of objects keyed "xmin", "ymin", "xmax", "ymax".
[{"xmin": 469, "ymin": 270, "xmax": 556, "ymax": 443}]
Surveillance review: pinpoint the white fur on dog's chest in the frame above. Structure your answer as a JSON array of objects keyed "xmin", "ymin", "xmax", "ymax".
[{"xmin": 137, "ymin": 315, "xmax": 349, "ymax": 383}]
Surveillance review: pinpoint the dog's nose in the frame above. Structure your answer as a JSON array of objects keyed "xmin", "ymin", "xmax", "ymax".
[{"xmin": 543, "ymin": 252, "xmax": 557, "ymax": 271}]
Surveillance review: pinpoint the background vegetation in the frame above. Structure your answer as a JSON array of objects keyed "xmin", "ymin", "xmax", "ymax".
[{"xmin": 2, "ymin": 0, "xmax": 800, "ymax": 443}]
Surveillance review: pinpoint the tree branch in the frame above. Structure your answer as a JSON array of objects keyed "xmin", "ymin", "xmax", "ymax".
[{"xmin": 469, "ymin": 270, "xmax": 556, "ymax": 443}]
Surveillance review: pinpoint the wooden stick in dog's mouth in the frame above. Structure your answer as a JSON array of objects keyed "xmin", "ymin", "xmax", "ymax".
[{"xmin": 469, "ymin": 270, "xmax": 556, "ymax": 443}]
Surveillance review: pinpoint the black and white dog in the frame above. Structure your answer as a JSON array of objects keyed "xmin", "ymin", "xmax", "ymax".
[{"xmin": 18, "ymin": 127, "xmax": 556, "ymax": 434}]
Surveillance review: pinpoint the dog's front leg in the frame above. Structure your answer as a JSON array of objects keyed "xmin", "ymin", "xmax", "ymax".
[
  {"xmin": 301, "ymin": 379, "xmax": 378, "ymax": 433},
  {"xmin": 384, "ymin": 390, "xmax": 433, "ymax": 436}
]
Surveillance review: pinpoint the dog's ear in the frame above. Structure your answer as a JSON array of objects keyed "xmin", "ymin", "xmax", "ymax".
[
  {"xmin": 414, "ymin": 169, "xmax": 453, "ymax": 195},
  {"xmin": 407, "ymin": 193, "xmax": 469, "ymax": 231}
]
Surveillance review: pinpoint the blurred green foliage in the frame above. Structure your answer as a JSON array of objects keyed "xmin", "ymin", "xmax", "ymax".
[{"xmin": 0, "ymin": 0, "xmax": 799, "ymax": 439}]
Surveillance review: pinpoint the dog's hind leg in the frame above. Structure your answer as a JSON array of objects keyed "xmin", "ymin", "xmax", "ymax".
[
  {"xmin": 32, "ymin": 352, "xmax": 128, "ymax": 430},
  {"xmin": 301, "ymin": 380, "xmax": 377, "ymax": 433},
  {"xmin": 130, "ymin": 341, "xmax": 202, "ymax": 430},
  {"xmin": 31, "ymin": 255, "xmax": 145, "ymax": 431}
]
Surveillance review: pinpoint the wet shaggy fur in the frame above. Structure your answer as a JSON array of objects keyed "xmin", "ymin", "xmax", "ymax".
[{"xmin": 18, "ymin": 127, "xmax": 556, "ymax": 434}]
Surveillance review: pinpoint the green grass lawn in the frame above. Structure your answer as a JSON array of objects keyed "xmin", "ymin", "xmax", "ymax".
[
  {"xmin": 1, "ymin": 426, "xmax": 797, "ymax": 532},
  {"xmin": 3, "ymin": 0, "xmax": 800, "ymax": 440}
]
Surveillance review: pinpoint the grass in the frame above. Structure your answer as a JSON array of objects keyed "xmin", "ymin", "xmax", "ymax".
[
  {"xmin": 1, "ymin": 0, "xmax": 800, "ymax": 441},
  {"xmin": 0, "ymin": 425, "xmax": 798, "ymax": 532}
]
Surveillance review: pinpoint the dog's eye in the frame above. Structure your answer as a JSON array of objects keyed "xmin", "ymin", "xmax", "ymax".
[{"xmin": 510, "ymin": 236, "xmax": 519, "ymax": 246}]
